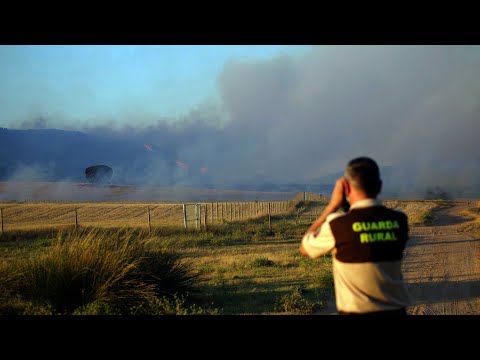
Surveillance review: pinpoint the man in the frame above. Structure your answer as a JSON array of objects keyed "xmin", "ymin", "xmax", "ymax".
[{"xmin": 299, "ymin": 157, "xmax": 410, "ymax": 315}]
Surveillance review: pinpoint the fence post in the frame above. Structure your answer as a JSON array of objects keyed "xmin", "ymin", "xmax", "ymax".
[
  {"xmin": 183, "ymin": 204, "xmax": 187, "ymax": 230},
  {"xmin": 147, "ymin": 207, "xmax": 151, "ymax": 235},
  {"xmin": 230, "ymin": 203, "xmax": 233, "ymax": 222},
  {"xmin": 0, "ymin": 208, "xmax": 3, "ymax": 234},
  {"xmin": 296, "ymin": 208, "xmax": 300, "ymax": 224},
  {"xmin": 74, "ymin": 208, "xmax": 78, "ymax": 231},
  {"xmin": 204, "ymin": 204, "xmax": 208, "ymax": 230},
  {"xmin": 196, "ymin": 204, "xmax": 200, "ymax": 229},
  {"xmin": 268, "ymin": 202, "xmax": 272, "ymax": 231}
]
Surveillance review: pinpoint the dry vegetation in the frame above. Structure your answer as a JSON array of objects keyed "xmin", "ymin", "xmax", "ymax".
[
  {"xmin": 382, "ymin": 199, "xmax": 443, "ymax": 225},
  {"xmin": 179, "ymin": 238, "xmax": 333, "ymax": 314},
  {"xmin": 0, "ymin": 196, "xmax": 451, "ymax": 315},
  {"xmin": 0, "ymin": 221, "xmax": 331, "ymax": 315},
  {"xmin": 457, "ymin": 200, "xmax": 480, "ymax": 235},
  {"xmin": 0, "ymin": 228, "xmax": 203, "ymax": 315},
  {"xmin": 0, "ymin": 201, "xmax": 300, "ymax": 231}
]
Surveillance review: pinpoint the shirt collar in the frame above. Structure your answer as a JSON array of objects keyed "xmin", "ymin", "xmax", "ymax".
[{"xmin": 349, "ymin": 198, "xmax": 380, "ymax": 210}]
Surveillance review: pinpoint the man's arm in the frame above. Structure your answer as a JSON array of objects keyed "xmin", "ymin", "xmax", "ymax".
[{"xmin": 299, "ymin": 177, "xmax": 347, "ymax": 256}]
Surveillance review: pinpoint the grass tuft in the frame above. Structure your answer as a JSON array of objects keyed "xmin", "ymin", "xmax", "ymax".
[
  {"xmin": 274, "ymin": 287, "xmax": 323, "ymax": 314},
  {"xmin": 0, "ymin": 228, "xmax": 200, "ymax": 314},
  {"xmin": 250, "ymin": 257, "xmax": 276, "ymax": 268}
]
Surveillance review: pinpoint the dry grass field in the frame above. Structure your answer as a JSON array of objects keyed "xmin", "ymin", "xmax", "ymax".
[
  {"xmin": 0, "ymin": 181, "xmax": 296, "ymax": 203},
  {"xmin": 1, "ymin": 181, "xmax": 470, "ymax": 315},
  {"xmin": 0, "ymin": 181, "xmax": 304, "ymax": 231},
  {"xmin": 0, "ymin": 196, "xmax": 444, "ymax": 232},
  {"xmin": 0, "ymin": 201, "xmax": 297, "ymax": 231}
]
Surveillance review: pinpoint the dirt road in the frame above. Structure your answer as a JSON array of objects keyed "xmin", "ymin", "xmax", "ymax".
[
  {"xmin": 404, "ymin": 201, "xmax": 480, "ymax": 315},
  {"xmin": 316, "ymin": 200, "xmax": 480, "ymax": 315}
]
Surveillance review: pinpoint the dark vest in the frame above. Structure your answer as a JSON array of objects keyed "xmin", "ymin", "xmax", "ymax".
[{"xmin": 329, "ymin": 206, "xmax": 409, "ymax": 263}]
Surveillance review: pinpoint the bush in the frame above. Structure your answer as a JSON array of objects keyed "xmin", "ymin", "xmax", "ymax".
[
  {"xmin": 0, "ymin": 295, "xmax": 53, "ymax": 315},
  {"xmin": 1, "ymin": 229, "xmax": 200, "ymax": 314},
  {"xmin": 274, "ymin": 287, "xmax": 322, "ymax": 314},
  {"xmin": 250, "ymin": 257, "xmax": 275, "ymax": 268},
  {"xmin": 136, "ymin": 250, "xmax": 199, "ymax": 297}
]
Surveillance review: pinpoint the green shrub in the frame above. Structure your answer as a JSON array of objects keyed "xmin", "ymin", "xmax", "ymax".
[
  {"xmin": 274, "ymin": 287, "xmax": 322, "ymax": 314},
  {"xmin": 72, "ymin": 294, "xmax": 219, "ymax": 315},
  {"xmin": 129, "ymin": 294, "xmax": 219, "ymax": 315},
  {"xmin": 0, "ymin": 295, "xmax": 53, "ymax": 315},
  {"xmin": 136, "ymin": 250, "xmax": 199, "ymax": 297},
  {"xmin": 250, "ymin": 257, "xmax": 275, "ymax": 268},
  {"xmin": 421, "ymin": 211, "xmax": 434, "ymax": 225}
]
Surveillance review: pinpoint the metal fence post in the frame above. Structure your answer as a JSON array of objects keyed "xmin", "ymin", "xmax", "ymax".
[
  {"xmin": 147, "ymin": 207, "xmax": 151, "ymax": 235},
  {"xmin": 74, "ymin": 208, "xmax": 78, "ymax": 231},
  {"xmin": 183, "ymin": 204, "xmax": 187, "ymax": 229}
]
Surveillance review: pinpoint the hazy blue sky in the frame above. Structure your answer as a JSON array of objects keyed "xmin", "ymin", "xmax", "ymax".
[{"xmin": 0, "ymin": 45, "xmax": 310, "ymax": 129}]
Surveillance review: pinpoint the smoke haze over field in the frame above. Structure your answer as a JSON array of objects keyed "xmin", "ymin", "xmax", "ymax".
[{"xmin": 1, "ymin": 46, "xmax": 480, "ymax": 199}]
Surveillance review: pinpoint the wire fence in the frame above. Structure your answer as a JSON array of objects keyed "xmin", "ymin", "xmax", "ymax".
[
  {"xmin": 0, "ymin": 192, "xmax": 328, "ymax": 234},
  {"xmin": 3, "ymin": 194, "xmax": 463, "ymax": 234}
]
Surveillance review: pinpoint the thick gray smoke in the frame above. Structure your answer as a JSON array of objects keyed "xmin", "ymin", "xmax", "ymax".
[
  {"xmin": 2, "ymin": 46, "xmax": 480, "ymax": 198},
  {"xmin": 173, "ymin": 46, "xmax": 480, "ymax": 197}
]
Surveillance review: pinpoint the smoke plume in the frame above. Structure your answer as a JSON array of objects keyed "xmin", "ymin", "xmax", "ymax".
[{"xmin": 2, "ymin": 46, "xmax": 480, "ymax": 198}]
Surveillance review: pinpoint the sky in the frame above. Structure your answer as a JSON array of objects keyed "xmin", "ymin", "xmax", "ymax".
[
  {"xmin": 0, "ymin": 45, "xmax": 310, "ymax": 128},
  {"xmin": 1, "ymin": 45, "xmax": 480, "ymax": 197}
]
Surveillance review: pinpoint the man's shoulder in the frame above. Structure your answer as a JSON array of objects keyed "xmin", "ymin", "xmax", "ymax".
[{"xmin": 326, "ymin": 211, "xmax": 348, "ymax": 223}]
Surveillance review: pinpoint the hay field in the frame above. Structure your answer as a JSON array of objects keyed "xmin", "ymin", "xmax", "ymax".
[
  {"xmin": 0, "ymin": 198, "xmax": 445, "ymax": 232},
  {"xmin": 0, "ymin": 201, "xmax": 296, "ymax": 231},
  {"xmin": 0, "ymin": 181, "xmax": 455, "ymax": 231}
]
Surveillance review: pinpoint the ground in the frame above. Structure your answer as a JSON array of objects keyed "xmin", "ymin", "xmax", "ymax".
[{"xmin": 404, "ymin": 201, "xmax": 480, "ymax": 315}]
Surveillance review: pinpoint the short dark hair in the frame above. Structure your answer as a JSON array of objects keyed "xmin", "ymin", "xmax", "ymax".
[{"xmin": 345, "ymin": 157, "xmax": 382, "ymax": 197}]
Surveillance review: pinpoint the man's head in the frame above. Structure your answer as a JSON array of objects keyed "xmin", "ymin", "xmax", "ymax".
[{"xmin": 344, "ymin": 157, "xmax": 382, "ymax": 198}]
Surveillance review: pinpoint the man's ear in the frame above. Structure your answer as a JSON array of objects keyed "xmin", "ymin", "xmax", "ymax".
[{"xmin": 344, "ymin": 179, "xmax": 352, "ymax": 195}]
